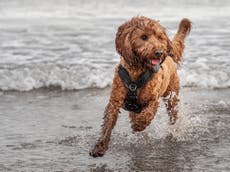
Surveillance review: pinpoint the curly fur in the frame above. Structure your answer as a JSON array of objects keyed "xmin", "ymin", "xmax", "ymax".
[{"xmin": 90, "ymin": 16, "xmax": 191, "ymax": 157}]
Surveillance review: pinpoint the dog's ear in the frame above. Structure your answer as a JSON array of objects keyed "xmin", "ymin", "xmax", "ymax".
[
  {"xmin": 167, "ymin": 39, "xmax": 174, "ymax": 57},
  {"xmin": 115, "ymin": 22, "xmax": 134, "ymax": 64}
]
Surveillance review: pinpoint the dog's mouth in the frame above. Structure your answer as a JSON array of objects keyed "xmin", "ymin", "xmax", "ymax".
[
  {"xmin": 133, "ymin": 51, "xmax": 162, "ymax": 69},
  {"xmin": 146, "ymin": 58, "xmax": 161, "ymax": 69}
]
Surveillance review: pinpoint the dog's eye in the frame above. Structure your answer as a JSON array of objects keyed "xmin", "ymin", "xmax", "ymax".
[{"xmin": 141, "ymin": 34, "xmax": 148, "ymax": 41}]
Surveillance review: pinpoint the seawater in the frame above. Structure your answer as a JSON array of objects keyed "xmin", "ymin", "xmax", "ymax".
[{"xmin": 0, "ymin": 0, "xmax": 229, "ymax": 91}]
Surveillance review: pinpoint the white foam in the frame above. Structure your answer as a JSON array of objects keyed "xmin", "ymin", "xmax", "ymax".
[
  {"xmin": 179, "ymin": 68, "xmax": 230, "ymax": 88},
  {"xmin": 0, "ymin": 62, "xmax": 229, "ymax": 91},
  {"xmin": 217, "ymin": 100, "xmax": 229, "ymax": 108},
  {"xmin": 0, "ymin": 64, "xmax": 113, "ymax": 91}
]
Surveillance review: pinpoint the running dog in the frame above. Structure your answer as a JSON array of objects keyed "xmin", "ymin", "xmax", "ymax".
[{"xmin": 90, "ymin": 16, "xmax": 191, "ymax": 157}]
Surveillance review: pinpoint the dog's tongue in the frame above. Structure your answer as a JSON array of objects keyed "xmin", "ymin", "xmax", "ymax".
[{"xmin": 151, "ymin": 59, "xmax": 160, "ymax": 65}]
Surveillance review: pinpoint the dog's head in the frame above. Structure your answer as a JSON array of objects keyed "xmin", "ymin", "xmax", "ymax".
[{"xmin": 115, "ymin": 16, "xmax": 172, "ymax": 69}]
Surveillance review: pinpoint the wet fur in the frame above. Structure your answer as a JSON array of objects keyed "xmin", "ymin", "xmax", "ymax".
[{"xmin": 90, "ymin": 16, "xmax": 191, "ymax": 157}]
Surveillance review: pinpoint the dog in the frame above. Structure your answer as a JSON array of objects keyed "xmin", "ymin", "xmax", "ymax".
[{"xmin": 90, "ymin": 16, "xmax": 191, "ymax": 157}]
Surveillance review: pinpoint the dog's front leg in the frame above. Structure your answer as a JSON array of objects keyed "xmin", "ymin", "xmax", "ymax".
[
  {"xmin": 89, "ymin": 103, "xmax": 119, "ymax": 157},
  {"xmin": 90, "ymin": 72, "xmax": 126, "ymax": 157}
]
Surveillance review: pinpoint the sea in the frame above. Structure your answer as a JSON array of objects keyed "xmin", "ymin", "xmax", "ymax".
[{"xmin": 0, "ymin": 0, "xmax": 229, "ymax": 91}]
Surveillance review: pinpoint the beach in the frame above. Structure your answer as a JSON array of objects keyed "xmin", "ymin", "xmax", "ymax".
[
  {"xmin": 0, "ymin": 0, "xmax": 230, "ymax": 171},
  {"xmin": 0, "ymin": 88, "xmax": 229, "ymax": 171}
]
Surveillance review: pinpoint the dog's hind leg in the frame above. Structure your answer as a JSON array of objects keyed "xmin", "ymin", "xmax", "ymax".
[{"xmin": 162, "ymin": 73, "xmax": 180, "ymax": 124}]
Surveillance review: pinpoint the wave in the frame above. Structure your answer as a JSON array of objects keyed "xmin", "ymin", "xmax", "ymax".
[
  {"xmin": 0, "ymin": 64, "xmax": 113, "ymax": 91},
  {"xmin": 0, "ymin": 63, "xmax": 229, "ymax": 91}
]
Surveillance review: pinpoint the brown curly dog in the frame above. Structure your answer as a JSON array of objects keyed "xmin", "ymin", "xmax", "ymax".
[{"xmin": 90, "ymin": 16, "xmax": 191, "ymax": 157}]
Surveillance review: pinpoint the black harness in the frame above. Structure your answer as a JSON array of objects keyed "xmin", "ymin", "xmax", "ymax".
[{"xmin": 118, "ymin": 63, "xmax": 161, "ymax": 113}]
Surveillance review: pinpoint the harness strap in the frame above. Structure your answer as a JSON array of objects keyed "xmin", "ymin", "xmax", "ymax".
[
  {"xmin": 118, "ymin": 65, "xmax": 132, "ymax": 89},
  {"xmin": 118, "ymin": 63, "xmax": 160, "ymax": 91},
  {"xmin": 118, "ymin": 63, "xmax": 161, "ymax": 113},
  {"xmin": 136, "ymin": 64, "xmax": 159, "ymax": 88}
]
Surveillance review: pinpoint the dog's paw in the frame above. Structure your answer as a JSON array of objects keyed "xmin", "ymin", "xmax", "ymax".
[{"xmin": 89, "ymin": 141, "xmax": 108, "ymax": 157}]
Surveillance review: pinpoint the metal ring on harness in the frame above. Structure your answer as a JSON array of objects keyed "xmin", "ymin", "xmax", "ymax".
[{"xmin": 128, "ymin": 83, "xmax": 137, "ymax": 92}]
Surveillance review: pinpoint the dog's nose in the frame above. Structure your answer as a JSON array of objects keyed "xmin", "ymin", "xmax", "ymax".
[{"xmin": 154, "ymin": 50, "xmax": 163, "ymax": 58}]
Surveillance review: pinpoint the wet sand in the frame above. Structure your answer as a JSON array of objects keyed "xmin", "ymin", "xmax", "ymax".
[{"xmin": 0, "ymin": 88, "xmax": 230, "ymax": 172}]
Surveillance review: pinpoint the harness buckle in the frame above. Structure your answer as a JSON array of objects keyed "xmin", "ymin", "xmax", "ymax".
[
  {"xmin": 128, "ymin": 82, "xmax": 137, "ymax": 92},
  {"xmin": 123, "ymin": 99, "xmax": 142, "ymax": 113},
  {"xmin": 127, "ymin": 91, "xmax": 137, "ymax": 100}
]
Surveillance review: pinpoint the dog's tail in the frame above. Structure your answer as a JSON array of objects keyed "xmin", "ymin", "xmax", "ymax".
[{"xmin": 171, "ymin": 18, "xmax": 191, "ymax": 64}]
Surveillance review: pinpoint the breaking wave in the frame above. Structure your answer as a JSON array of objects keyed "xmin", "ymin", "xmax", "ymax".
[
  {"xmin": 0, "ymin": 63, "xmax": 113, "ymax": 91},
  {"xmin": 0, "ymin": 62, "xmax": 229, "ymax": 91}
]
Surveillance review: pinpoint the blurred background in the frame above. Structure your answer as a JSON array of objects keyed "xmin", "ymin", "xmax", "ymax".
[{"xmin": 0, "ymin": 0, "xmax": 229, "ymax": 91}]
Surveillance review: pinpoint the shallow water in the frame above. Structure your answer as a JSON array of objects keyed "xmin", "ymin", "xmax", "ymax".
[
  {"xmin": 0, "ymin": 0, "xmax": 229, "ymax": 90},
  {"xmin": 0, "ymin": 88, "xmax": 229, "ymax": 171}
]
